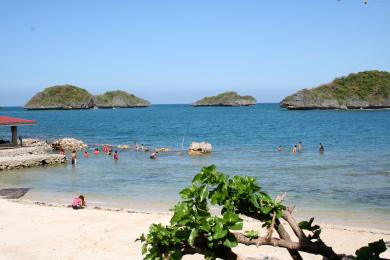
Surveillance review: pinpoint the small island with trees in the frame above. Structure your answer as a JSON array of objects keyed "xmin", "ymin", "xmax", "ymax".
[
  {"xmin": 24, "ymin": 85, "xmax": 150, "ymax": 110},
  {"xmin": 280, "ymin": 70, "xmax": 390, "ymax": 110},
  {"xmin": 193, "ymin": 92, "xmax": 256, "ymax": 107}
]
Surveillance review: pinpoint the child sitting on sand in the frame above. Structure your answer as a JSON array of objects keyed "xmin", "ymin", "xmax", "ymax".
[{"xmin": 72, "ymin": 195, "xmax": 86, "ymax": 210}]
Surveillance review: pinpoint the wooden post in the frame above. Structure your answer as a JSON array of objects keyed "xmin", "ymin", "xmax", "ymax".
[{"xmin": 11, "ymin": 126, "xmax": 18, "ymax": 145}]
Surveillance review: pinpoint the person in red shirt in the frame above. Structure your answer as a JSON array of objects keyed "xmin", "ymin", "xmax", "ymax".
[{"xmin": 113, "ymin": 150, "xmax": 118, "ymax": 160}]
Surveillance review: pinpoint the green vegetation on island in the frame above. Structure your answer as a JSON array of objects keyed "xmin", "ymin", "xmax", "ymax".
[
  {"xmin": 280, "ymin": 70, "xmax": 390, "ymax": 110},
  {"xmin": 193, "ymin": 92, "xmax": 256, "ymax": 106},
  {"xmin": 94, "ymin": 90, "xmax": 150, "ymax": 108},
  {"xmin": 25, "ymin": 85, "xmax": 94, "ymax": 110},
  {"xmin": 25, "ymin": 85, "xmax": 150, "ymax": 110}
]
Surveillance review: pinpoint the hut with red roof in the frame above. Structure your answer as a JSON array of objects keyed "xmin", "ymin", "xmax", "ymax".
[{"xmin": 0, "ymin": 116, "xmax": 36, "ymax": 147}]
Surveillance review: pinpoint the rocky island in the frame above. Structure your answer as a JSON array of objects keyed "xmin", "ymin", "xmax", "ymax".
[
  {"xmin": 94, "ymin": 90, "xmax": 150, "ymax": 108},
  {"xmin": 25, "ymin": 85, "xmax": 94, "ymax": 110},
  {"xmin": 25, "ymin": 85, "xmax": 150, "ymax": 110},
  {"xmin": 193, "ymin": 91, "xmax": 256, "ymax": 106},
  {"xmin": 280, "ymin": 70, "xmax": 390, "ymax": 110}
]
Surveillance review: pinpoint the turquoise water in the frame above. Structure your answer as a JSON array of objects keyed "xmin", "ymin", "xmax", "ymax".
[{"xmin": 0, "ymin": 105, "xmax": 389, "ymax": 227}]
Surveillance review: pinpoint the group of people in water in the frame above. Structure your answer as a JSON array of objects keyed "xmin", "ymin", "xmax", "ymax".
[
  {"xmin": 60, "ymin": 145, "xmax": 120, "ymax": 165},
  {"xmin": 60, "ymin": 143, "xmax": 160, "ymax": 165},
  {"xmin": 277, "ymin": 141, "xmax": 325, "ymax": 154}
]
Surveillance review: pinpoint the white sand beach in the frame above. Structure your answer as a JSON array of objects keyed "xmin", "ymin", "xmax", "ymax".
[{"xmin": 0, "ymin": 199, "xmax": 389, "ymax": 260}]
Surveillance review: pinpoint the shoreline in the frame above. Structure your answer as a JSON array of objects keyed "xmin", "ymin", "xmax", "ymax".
[
  {"xmin": 18, "ymin": 190, "xmax": 390, "ymax": 230},
  {"xmin": 14, "ymin": 198, "xmax": 390, "ymax": 235},
  {"xmin": 0, "ymin": 198, "xmax": 389, "ymax": 259}
]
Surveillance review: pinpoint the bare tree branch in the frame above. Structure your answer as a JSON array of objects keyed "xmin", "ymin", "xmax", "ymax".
[
  {"xmin": 276, "ymin": 223, "xmax": 303, "ymax": 260},
  {"xmin": 233, "ymin": 233, "xmax": 339, "ymax": 259}
]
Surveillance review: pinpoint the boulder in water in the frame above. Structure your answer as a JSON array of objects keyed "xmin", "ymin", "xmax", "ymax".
[
  {"xmin": 188, "ymin": 141, "xmax": 212, "ymax": 156},
  {"xmin": 51, "ymin": 138, "xmax": 87, "ymax": 151}
]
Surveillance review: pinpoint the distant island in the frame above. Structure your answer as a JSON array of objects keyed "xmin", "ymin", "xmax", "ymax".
[
  {"xmin": 24, "ymin": 85, "xmax": 150, "ymax": 110},
  {"xmin": 193, "ymin": 92, "xmax": 256, "ymax": 106},
  {"xmin": 94, "ymin": 90, "xmax": 150, "ymax": 108},
  {"xmin": 280, "ymin": 70, "xmax": 390, "ymax": 110}
]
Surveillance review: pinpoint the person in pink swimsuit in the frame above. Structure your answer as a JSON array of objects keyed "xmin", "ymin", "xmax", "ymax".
[{"xmin": 72, "ymin": 195, "xmax": 86, "ymax": 210}]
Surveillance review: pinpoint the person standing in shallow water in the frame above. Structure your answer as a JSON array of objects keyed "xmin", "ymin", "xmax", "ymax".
[
  {"xmin": 113, "ymin": 150, "xmax": 118, "ymax": 160},
  {"xmin": 297, "ymin": 141, "xmax": 303, "ymax": 152},
  {"xmin": 319, "ymin": 143, "xmax": 325, "ymax": 153},
  {"xmin": 292, "ymin": 145, "xmax": 297, "ymax": 155},
  {"xmin": 71, "ymin": 150, "xmax": 77, "ymax": 165}
]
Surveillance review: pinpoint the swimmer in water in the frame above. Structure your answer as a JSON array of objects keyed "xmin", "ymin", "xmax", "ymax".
[
  {"xmin": 83, "ymin": 151, "xmax": 89, "ymax": 158},
  {"xmin": 292, "ymin": 145, "xmax": 297, "ymax": 154},
  {"xmin": 150, "ymin": 151, "xmax": 158, "ymax": 159},
  {"xmin": 277, "ymin": 145, "xmax": 283, "ymax": 151},
  {"xmin": 93, "ymin": 148, "xmax": 99, "ymax": 155},
  {"xmin": 297, "ymin": 141, "xmax": 302, "ymax": 152},
  {"xmin": 113, "ymin": 150, "xmax": 118, "ymax": 160},
  {"xmin": 71, "ymin": 150, "xmax": 77, "ymax": 165},
  {"xmin": 319, "ymin": 143, "xmax": 324, "ymax": 153}
]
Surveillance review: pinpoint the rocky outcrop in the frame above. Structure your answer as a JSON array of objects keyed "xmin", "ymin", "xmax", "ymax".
[
  {"xmin": 0, "ymin": 146, "xmax": 52, "ymax": 157},
  {"xmin": 25, "ymin": 85, "xmax": 150, "ymax": 110},
  {"xmin": 188, "ymin": 142, "xmax": 212, "ymax": 156},
  {"xmin": 0, "ymin": 154, "xmax": 66, "ymax": 171},
  {"xmin": 94, "ymin": 90, "xmax": 150, "ymax": 108},
  {"xmin": 193, "ymin": 92, "xmax": 256, "ymax": 106},
  {"xmin": 21, "ymin": 138, "xmax": 51, "ymax": 149},
  {"xmin": 0, "ymin": 146, "xmax": 66, "ymax": 171},
  {"xmin": 280, "ymin": 71, "xmax": 390, "ymax": 110},
  {"xmin": 155, "ymin": 147, "xmax": 170, "ymax": 153},
  {"xmin": 51, "ymin": 138, "xmax": 87, "ymax": 151}
]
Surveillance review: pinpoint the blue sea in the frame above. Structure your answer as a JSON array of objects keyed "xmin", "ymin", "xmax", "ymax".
[{"xmin": 0, "ymin": 105, "xmax": 389, "ymax": 227}]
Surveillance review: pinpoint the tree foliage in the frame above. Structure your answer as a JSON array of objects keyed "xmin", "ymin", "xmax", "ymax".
[{"xmin": 137, "ymin": 165, "xmax": 387, "ymax": 260}]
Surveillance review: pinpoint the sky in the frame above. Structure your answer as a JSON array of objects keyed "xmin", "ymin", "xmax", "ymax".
[{"xmin": 0, "ymin": 0, "xmax": 389, "ymax": 105}]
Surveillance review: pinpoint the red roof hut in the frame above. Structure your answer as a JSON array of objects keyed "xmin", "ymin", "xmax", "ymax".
[{"xmin": 0, "ymin": 116, "xmax": 36, "ymax": 147}]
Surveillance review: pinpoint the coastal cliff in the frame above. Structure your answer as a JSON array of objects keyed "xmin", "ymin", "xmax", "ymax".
[
  {"xmin": 25, "ymin": 85, "xmax": 150, "ymax": 110},
  {"xmin": 94, "ymin": 90, "xmax": 150, "ymax": 108},
  {"xmin": 25, "ymin": 85, "xmax": 94, "ymax": 110},
  {"xmin": 193, "ymin": 92, "xmax": 256, "ymax": 106},
  {"xmin": 280, "ymin": 71, "xmax": 390, "ymax": 110}
]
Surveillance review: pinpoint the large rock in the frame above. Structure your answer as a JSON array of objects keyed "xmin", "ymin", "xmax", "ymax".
[
  {"xmin": 188, "ymin": 141, "xmax": 212, "ymax": 156},
  {"xmin": 280, "ymin": 71, "xmax": 390, "ymax": 110},
  {"xmin": 25, "ymin": 85, "xmax": 95, "ymax": 110},
  {"xmin": 193, "ymin": 92, "xmax": 256, "ymax": 106},
  {"xmin": 94, "ymin": 90, "xmax": 150, "ymax": 108},
  {"xmin": 51, "ymin": 138, "xmax": 87, "ymax": 151}
]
